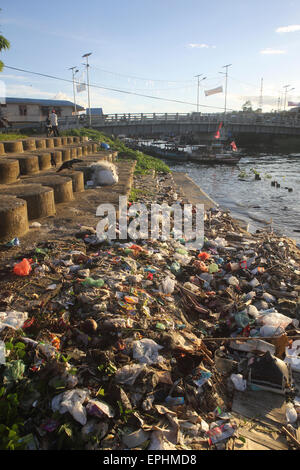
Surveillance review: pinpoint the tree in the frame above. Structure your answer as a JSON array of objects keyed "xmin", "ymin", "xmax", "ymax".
[
  {"xmin": 242, "ymin": 100, "xmax": 253, "ymax": 112},
  {"xmin": 0, "ymin": 11, "xmax": 10, "ymax": 72}
]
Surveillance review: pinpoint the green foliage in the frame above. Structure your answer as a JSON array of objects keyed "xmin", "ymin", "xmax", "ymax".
[
  {"xmin": 117, "ymin": 400, "xmax": 135, "ymax": 423},
  {"xmin": 60, "ymin": 128, "xmax": 171, "ymax": 174},
  {"xmin": 0, "ymin": 133, "xmax": 29, "ymax": 140},
  {"xmin": 0, "ymin": 32, "xmax": 10, "ymax": 73}
]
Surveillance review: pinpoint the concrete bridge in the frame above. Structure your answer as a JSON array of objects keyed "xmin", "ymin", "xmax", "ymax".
[{"xmin": 58, "ymin": 113, "xmax": 300, "ymax": 141}]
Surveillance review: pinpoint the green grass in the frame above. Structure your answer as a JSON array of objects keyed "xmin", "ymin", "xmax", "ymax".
[
  {"xmin": 61, "ymin": 127, "xmax": 171, "ymax": 175},
  {"xmin": 0, "ymin": 133, "xmax": 28, "ymax": 140}
]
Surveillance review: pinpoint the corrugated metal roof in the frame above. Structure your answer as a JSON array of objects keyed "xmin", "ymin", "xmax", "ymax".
[{"xmin": 4, "ymin": 97, "xmax": 85, "ymax": 110}]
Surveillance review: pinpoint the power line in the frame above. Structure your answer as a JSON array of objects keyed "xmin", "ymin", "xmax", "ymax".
[
  {"xmin": 90, "ymin": 65, "xmax": 194, "ymax": 83},
  {"xmin": 3, "ymin": 65, "xmax": 234, "ymax": 111}
]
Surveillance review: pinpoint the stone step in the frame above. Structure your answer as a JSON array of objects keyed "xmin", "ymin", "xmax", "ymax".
[
  {"xmin": 0, "ymin": 195, "xmax": 29, "ymax": 242},
  {"xmin": 0, "ymin": 137, "xmax": 136, "ymax": 242},
  {"xmin": 0, "ymin": 184, "xmax": 56, "ymax": 220}
]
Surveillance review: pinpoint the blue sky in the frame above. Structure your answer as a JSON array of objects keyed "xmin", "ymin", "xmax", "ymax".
[{"xmin": 1, "ymin": 0, "xmax": 300, "ymax": 114}]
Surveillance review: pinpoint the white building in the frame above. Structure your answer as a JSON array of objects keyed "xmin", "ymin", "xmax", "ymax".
[{"xmin": 0, "ymin": 97, "xmax": 85, "ymax": 125}]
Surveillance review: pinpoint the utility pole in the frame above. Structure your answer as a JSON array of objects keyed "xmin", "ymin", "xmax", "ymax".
[
  {"xmin": 259, "ymin": 78, "xmax": 263, "ymax": 111},
  {"xmin": 283, "ymin": 84, "xmax": 290, "ymax": 112},
  {"xmin": 69, "ymin": 67, "xmax": 79, "ymax": 115},
  {"xmin": 285, "ymin": 86, "xmax": 295, "ymax": 111},
  {"xmin": 82, "ymin": 52, "xmax": 92, "ymax": 126},
  {"xmin": 194, "ymin": 74, "xmax": 206, "ymax": 113},
  {"xmin": 221, "ymin": 64, "xmax": 232, "ymax": 122}
]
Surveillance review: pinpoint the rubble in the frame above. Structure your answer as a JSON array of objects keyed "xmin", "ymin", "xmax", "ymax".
[{"xmin": 0, "ymin": 170, "xmax": 299, "ymax": 451}]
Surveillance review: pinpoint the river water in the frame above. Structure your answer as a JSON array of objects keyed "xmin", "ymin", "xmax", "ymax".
[{"xmin": 166, "ymin": 154, "xmax": 300, "ymax": 245}]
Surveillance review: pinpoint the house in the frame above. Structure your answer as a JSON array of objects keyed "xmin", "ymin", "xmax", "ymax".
[{"xmin": 0, "ymin": 98, "xmax": 85, "ymax": 125}]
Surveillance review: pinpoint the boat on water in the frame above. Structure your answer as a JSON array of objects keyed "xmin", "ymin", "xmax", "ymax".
[
  {"xmin": 143, "ymin": 143, "xmax": 189, "ymax": 162},
  {"xmin": 187, "ymin": 143, "xmax": 242, "ymax": 165}
]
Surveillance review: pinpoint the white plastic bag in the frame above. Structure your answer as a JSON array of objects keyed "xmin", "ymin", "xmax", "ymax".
[
  {"xmin": 0, "ymin": 340, "xmax": 6, "ymax": 365},
  {"xmin": 161, "ymin": 276, "xmax": 176, "ymax": 295},
  {"xmin": 52, "ymin": 389, "xmax": 90, "ymax": 425},
  {"xmin": 230, "ymin": 374, "xmax": 247, "ymax": 391},
  {"xmin": 258, "ymin": 311, "xmax": 293, "ymax": 329},
  {"xmin": 0, "ymin": 310, "xmax": 28, "ymax": 332},
  {"xmin": 132, "ymin": 339, "xmax": 163, "ymax": 365},
  {"xmin": 90, "ymin": 162, "xmax": 118, "ymax": 186}
]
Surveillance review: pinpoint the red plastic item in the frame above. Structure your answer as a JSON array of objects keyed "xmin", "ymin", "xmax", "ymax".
[
  {"xmin": 13, "ymin": 258, "xmax": 32, "ymax": 276},
  {"xmin": 197, "ymin": 252, "xmax": 211, "ymax": 261}
]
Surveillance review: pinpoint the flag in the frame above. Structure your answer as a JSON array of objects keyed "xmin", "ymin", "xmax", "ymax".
[
  {"xmin": 214, "ymin": 122, "xmax": 223, "ymax": 139},
  {"xmin": 205, "ymin": 86, "xmax": 223, "ymax": 97},
  {"xmin": 76, "ymin": 70, "xmax": 86, "ymax": 93},
  {"xmin": 230, "ymin": 141, "xmax": 237, "ymax": 151}
]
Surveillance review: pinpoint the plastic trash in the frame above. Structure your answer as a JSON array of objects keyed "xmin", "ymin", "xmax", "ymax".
[
  {"xmin": 51, "ymin": 389, "xmax": 90, "ymax": 425},
  {"xmin": 286, "ymin": 403, "xmax": 298, "ymax": 424},
  {"xmin": 86, "ymin": 399, "xmax": 115, "ymax": 419},
  {"xmin": 6, "ymin": 237, "xmax": 20, "ymax": 247},
  {"xmin": 235, "ymin": 311, "xmax": 250, "ymax": 328},
  {"xmin": 115, "ymin": 364, "xmax": 146, "ymax": 385},
  {"xmin": 0, "ymin": 340, "xmax": 6, "ymax": 365},
  {"xmin": 90, "ymin": 161, "xmax": 118, "ymax": 186},
  {"xmin": 0, "ymin": 310, "xmax": 28, "ymax": 332},
  {"xmin": 122, "ymin": 429, "xmax": 150, "ymax": 449},
  {"xmin": 198, "ymin": 252, "xmax": 211, "ymax": 261},
  {"xmin": 260, "ymin": 325, "xmax": 285, "ymax": 337},
  {"xmin": 230, "ymin": 374, "xmax": 247, "ymax": 391},
  {"xmin": 262, "ymin": 292, "xmax": 276, "ymax": 303},
  {"xmin": 165, "ymin": 396, "xmax": 185, "ymax": 406},
  {"xmin": 13, "ymin": 258, "xmax": 32, "ymax": 276},
  {"xmin": 209, "ymin": 263, "xmax": 219, "ymax": 274},
  {"xmin": 206, "ymin": 422, "xmax": 236, "ymax": 445},
  {"xmin": 258, "ymin": 311, "xmax": 294, "ymax": 329},
  {"xmin": 161, "ymin": 276, "xmax": 176, "ymax": 294},
  {"xmin": 100, "ymin": 142, "xmax": 110, "ymax": 150},
  {"xmin": 194, "ymin": 371, "xmax": 212, "ymax": 388},
  {"xmin": 249, "ymin": 278, "xmax": 259, "ymax": 287},
  {"xmin": 227, "ymin": 276, "xmax": 239, "ymax": 286},
  {"xmin": 284, "ymin": 340, "xmax": 300, "ymax": 372},
  {"xmin": 81, "ymin": 277, "xmax": 105, "ymax": 288},
  {"xmin": 132, "ymin": 338, "xmax": 164, "ymax": 365}
]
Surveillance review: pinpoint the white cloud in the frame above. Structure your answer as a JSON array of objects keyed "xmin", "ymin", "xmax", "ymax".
[
  {"xmin": 188, "ymin": 43, "xmax": 216, "ymax": 49},
  {"xmin": 260, "ymin": 48, "xmax": 286, "ymax": 55},
  {"xmin": 5, "ymin": 84, "xmax": 54, "ymax": 98},
  {"xmin": 276, "ymin": 24, "xmax": 300, "ymax": 33}
]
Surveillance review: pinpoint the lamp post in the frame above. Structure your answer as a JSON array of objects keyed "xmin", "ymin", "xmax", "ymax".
[
  {"xmin": 220, "ymin": 64, "xmax": 232, "ymax": 123},
  {"xmin": 82, "ymin": 52, "xmax": 92, "ymax": 126},
  {"xmin": 194, "ymin": 74, "xmax": 207, "ymax": 113},
  {"xmin": 283, "ymin": 84, "xmax": 291, "ymax": 112},
  {"xmin": 284, "ymin": 86, "xmax": 295, "ymax": 111},
  {"xmin": 69, "ymin": 67, "xmax": 79, "ymax": 115}
]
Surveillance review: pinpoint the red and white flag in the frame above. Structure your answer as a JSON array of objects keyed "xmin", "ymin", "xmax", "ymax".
[
  {"xmin": 214, "ymin": 122, "xmax": 223, "ymax": 139},
  {"xmin": 230, "ymin": 141, "xmax": 237, "ymax": 151}
]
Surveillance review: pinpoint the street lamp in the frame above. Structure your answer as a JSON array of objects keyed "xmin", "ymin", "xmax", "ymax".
[
  {"xmin": 69, "ymin": 67, "xmax": 79, "ymax": 115},
  {"xmin": 82, "ymin": 52, "xmax": 92, "ymax": 126},
  {"xmin": 194, "ymin": 74, "xmax": 207, "ymax": 113},
  {"xmin": 220, "ymin": 64, "xmax": 232, "ymax": 121},
  {"xmin": 283, "ymin": 84, "xmax": 291, "ymax": 111},
  {"xmin": 285, "ymin": 86, "xmax": 295, "ymax": 111}
]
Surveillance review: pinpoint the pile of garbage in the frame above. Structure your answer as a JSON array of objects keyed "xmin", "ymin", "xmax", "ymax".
[{"xmin": 0, "ymin": 172, "xmax": 299, "ymax": 450}]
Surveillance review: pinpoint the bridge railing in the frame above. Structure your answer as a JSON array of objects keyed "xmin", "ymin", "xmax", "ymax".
[{"xmin": 58, "ymin": 113, "xmax": 300, "ymax": 129}]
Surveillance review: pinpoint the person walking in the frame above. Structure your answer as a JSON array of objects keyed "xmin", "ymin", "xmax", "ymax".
[{"xmin": 50, "ymin": 109, "xmax": 59, "ymax": 136}]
